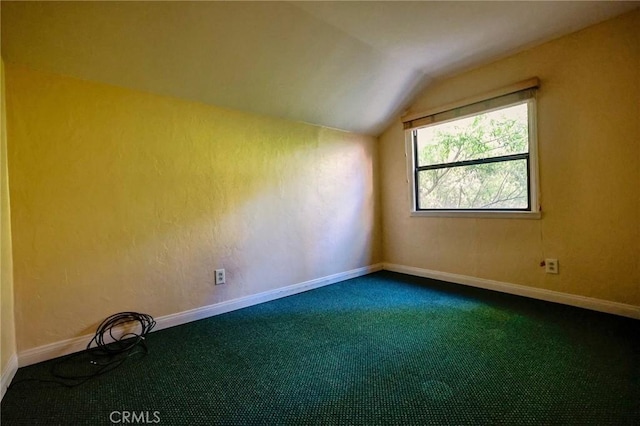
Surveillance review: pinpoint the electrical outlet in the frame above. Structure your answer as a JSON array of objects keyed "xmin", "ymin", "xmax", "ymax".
[
  {"xmin": 545, "ymin": 259, "xmax": 559, "ymax": 274},
  {"xmin": 215, "ymin": 269, "xmax": 226, "ymax": 285}
]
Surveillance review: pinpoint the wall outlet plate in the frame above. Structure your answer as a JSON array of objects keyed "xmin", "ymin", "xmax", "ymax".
[
  {"xmin": 215, "ymin": 269, "xmax": 226, "ymax": 285},
  {"xmin": 545, "ymin": 259, "xmax": 559, "ymax": 274}
]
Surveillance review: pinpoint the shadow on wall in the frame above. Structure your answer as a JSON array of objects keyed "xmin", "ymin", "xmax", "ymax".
[{"xmin": 5, "ymin": 65, "xmax": 379, "ymax": 351}]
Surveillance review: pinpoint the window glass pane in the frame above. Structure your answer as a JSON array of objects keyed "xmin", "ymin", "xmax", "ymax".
[
  {"xmin": 417, "ymin": 159, "xmax": 528, "ymax": 210},
  {"xmin": 416, "ymin": 102, "xmax": 528, "ymax": 167}
]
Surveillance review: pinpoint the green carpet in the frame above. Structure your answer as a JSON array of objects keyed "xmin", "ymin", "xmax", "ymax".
[{"xmin": 2, "ymin": 271, "xmax": 639, "ymax": 425}]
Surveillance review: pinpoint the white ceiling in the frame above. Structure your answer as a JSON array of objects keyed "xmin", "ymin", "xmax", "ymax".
[{"xmin": 2, "ymin": 1, "xmax": 638, "ymax": 136}]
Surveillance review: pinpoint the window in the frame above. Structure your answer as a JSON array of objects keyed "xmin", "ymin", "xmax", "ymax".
[{"xmin": 404, "ymin": 80, "xmax": 539, "ymax": 217}]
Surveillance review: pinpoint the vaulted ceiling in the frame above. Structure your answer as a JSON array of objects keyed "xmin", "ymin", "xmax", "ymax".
[{"xmin": 2, "ymin": 1, "xmax": 638, "ymax": 135}]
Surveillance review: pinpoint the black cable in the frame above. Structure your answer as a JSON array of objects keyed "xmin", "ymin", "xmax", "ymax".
[
  {"xmin": 86, "ymin": 312, "xmax": 156, "ymax": 355},
  {"xmin": 9, "ymin": 311, "xmax": 155, "ymax": 389}
]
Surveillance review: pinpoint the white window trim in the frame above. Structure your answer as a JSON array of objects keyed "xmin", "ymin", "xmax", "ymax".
[{"xmin": 404, "ymin": 97, "xmax": 541, "ymax": 219}]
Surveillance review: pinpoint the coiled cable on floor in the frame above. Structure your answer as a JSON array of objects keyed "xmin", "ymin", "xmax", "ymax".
[
  {"xmin": 10, "ymin": 311, "xmax": 156, "ymax": 389},
  {"xmin": 87, "ymin": 311, "xmax": 156, "ymax": 355}
]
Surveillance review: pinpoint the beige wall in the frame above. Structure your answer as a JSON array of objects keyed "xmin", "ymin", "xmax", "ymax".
[
  {"xmin": 5, "ymin": 65, "xmax": 381, "ymax": 352},
  {"xmin": 1, "ymin": 60, "xmax": 17, "ymax": 375},
  {"xmin": 380, "ymin": 10, "xmax": 639, "ymax": 306}
]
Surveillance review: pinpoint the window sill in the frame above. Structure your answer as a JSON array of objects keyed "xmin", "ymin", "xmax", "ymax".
[{"xmin": 410, "ymin": 210, "xmax": 542, "ymax": 219}]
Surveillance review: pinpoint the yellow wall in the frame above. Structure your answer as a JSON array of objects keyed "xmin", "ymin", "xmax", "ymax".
[
  {"xmin": 5, "ymin": 65, "xmax": 381, "ymax": 351},
  {"xmin": 380, "ymin": 10, "xmax": 640, "ymax": 306},
  {"xmin": 1, "ymin": 59, "xmax": 17, "ymax": 375}
]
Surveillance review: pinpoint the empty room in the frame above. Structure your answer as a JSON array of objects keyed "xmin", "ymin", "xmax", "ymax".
[{"xmin": 1, "ymin": 1, "xmax": 638, "ymax": 425}]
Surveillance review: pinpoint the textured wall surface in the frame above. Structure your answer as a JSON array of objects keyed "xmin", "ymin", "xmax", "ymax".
[
  {"xmin": 5, "ymin": 65, "xmax": 381, "ymax": 351},
  {"xmin": 380, "ymin": 10, "xmax": 639, "ymax": 305},
  {"xmin": 1, "ymin": 59, "xmax": 17, "ymax": 374}
]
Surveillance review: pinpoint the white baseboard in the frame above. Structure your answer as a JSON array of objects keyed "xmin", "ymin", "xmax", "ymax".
[
  {"xmin": 383, "ymin": 263, "xmax": 640, "ymax": 320},
  {"xmin": 1, "ymin": 353, "xmax": 18, "ymax": 401},
  {"xmin": 154, "ymin": 263, "xmax": 382, "ymax": 332},
  {"xmin": 18, "ymin": 263, "xmax": 383, "ymax": 367}
]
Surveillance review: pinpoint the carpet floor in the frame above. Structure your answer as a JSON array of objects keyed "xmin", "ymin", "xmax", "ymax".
[{"xmin": 2, "ymin": 271, "xmax": 639, "ymax": 425}]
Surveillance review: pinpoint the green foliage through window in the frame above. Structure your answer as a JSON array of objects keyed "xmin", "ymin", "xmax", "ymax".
[{"xmin": 414, "ymin": 102, "xmax": 532, "ymax": 210}]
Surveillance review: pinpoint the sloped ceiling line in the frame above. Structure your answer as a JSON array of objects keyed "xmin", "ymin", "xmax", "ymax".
[{"xmin": 1, "ymin": 1, "xmax": 637, "ymax": 136}]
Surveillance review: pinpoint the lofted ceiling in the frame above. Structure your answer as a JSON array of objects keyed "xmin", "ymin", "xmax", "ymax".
[{"xmin": 1, "ymin": 1, "xmax": 638, "ymax": 136}]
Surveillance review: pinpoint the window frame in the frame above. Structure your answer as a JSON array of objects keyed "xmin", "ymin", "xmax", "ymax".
[{"xmin": 405, "ymin": 97, "xmax": 540, "ymax": 219}]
